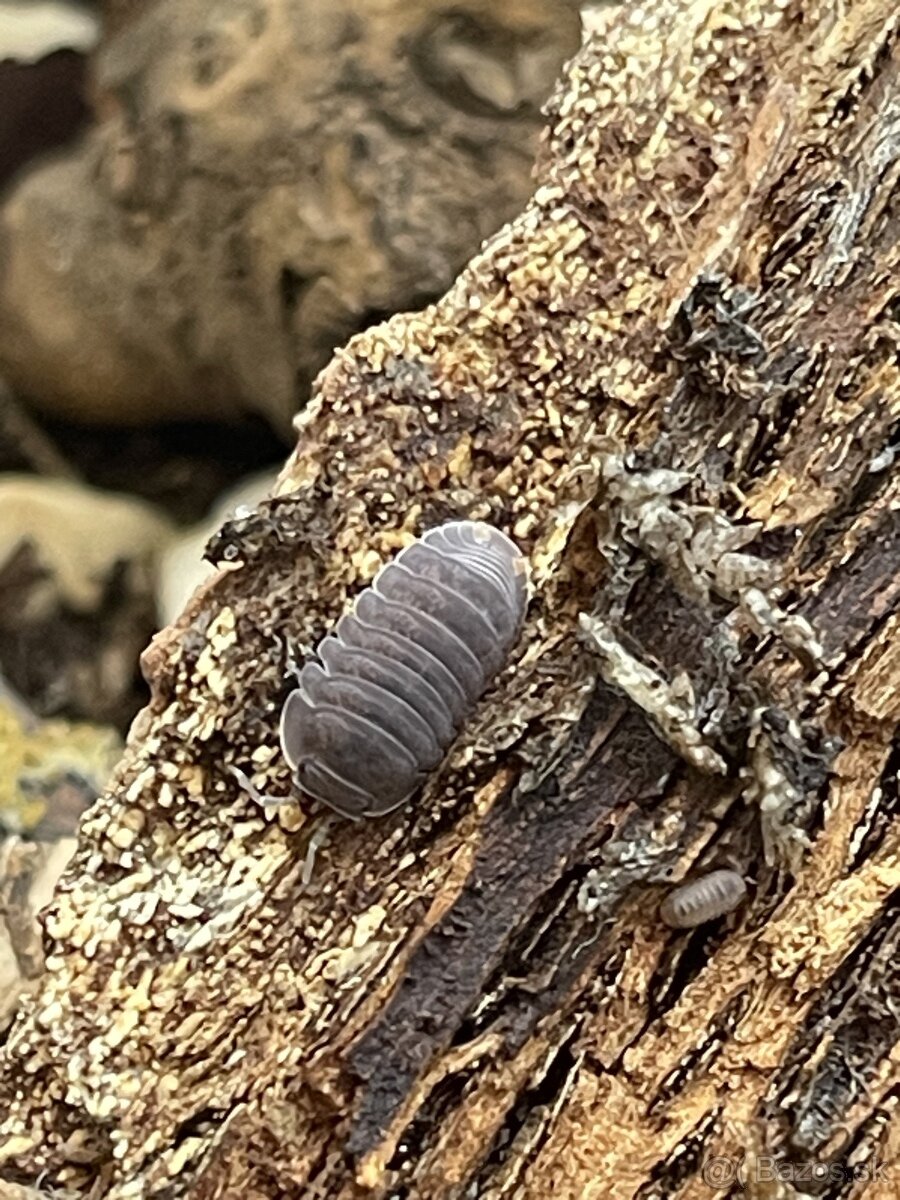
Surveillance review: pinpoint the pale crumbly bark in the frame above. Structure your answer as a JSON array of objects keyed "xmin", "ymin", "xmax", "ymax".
[{"xmin": 2, "ymin": 2, "xmax": 900, "ymax": 1197}]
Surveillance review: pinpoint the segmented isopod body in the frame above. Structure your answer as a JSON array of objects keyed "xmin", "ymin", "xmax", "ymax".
[
  {"xmin": 279, "ymin": 520, "xmax": 528, "ymax": 818},
  {"xmin": 659, "ymin": 869, "xmax": 748, "ymax": 928}
]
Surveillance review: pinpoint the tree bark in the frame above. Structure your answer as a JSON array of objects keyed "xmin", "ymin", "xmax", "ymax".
[{"xmin": 2, "ymin": 1, "xmax": 900, "ymax": 1197}]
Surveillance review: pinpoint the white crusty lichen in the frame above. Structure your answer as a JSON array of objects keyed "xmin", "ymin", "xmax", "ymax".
[
  {"xmin": 741, "ymin": 707, "xmax": 811, "ymax": 870},
  {"xmin": 577, "ymin": 805, "xmax": 689, "ymax": 916},
  {"xmin": 734, "ymin": 585, "xmax": 825, "ymax": 666},
  {"xmin": 578, "ymin": 612, "xmax": 727, "ymax": 774},
  {"xmin": 596, "ymin": 451, "xmax": 825, "ymax": 664},
  {"xmin": 577, "ymin": 453, "xmax": 828, "ymax": 786}
]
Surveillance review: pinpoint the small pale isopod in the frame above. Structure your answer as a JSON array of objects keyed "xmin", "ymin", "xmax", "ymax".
[
  {"xmin": 279, "ymin": 520, "xmax": 528, "ymax": 818},
  {"xmin": 659, "ymin": 868, "xmax": 748, "ymax": 929}
]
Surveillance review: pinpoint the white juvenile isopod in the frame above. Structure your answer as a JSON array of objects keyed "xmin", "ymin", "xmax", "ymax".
[{"xmin": 659, "ymin": 868, "xmax": 748, "ymax": 929}]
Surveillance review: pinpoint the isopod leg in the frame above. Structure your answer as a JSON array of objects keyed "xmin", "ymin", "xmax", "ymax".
[
  {"xmin": 229, "ymin": 763, "xmax": 289, "ymax": 808},
  {"xmin": 282, "ymin": 635, "xmax": 304, "ymax": 684},
  {"xmin": 302, "ymin": 814, "xmax": 337, "ymax": 885}
]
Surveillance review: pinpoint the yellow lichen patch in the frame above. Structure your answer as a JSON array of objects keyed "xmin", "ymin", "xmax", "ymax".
[
  {"xmin": 0, "ymin": 700, "xmax": 120, "ymax": 838},
  {"xmin": 193, "ymin": 607, "xmax": 238, "ymax": 701},
  {"xmin": 446, "ymin": 432, "xmax": 473, "ymax": 481}
]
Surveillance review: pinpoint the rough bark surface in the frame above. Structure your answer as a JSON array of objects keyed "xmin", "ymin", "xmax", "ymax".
[{"xmin": 2, "ymin": 1, "xmax": 900, "ymax": 1197}]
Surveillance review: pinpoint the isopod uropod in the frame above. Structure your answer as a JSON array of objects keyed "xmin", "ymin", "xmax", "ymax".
[
  {"xmin": 659, "ymin": 868, "xmax": 748, "ymax": 929},
  {"xmin": 279, "ymin": 520, "xmax": 528, "ymax": 818}
]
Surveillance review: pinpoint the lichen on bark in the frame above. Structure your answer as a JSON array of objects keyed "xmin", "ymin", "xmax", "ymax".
[{"xmin": 2, "ymin": 1, "xmax": 900, "ymax": 1197}]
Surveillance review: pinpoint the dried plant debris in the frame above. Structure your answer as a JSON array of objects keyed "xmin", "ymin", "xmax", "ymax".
[{"xmin": 1, "ymin": 2, "xmax": 900, "ymax": 1197}]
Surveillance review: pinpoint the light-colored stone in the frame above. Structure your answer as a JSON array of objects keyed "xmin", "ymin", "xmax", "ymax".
[
  {"xmin": 0, "ymin": 474, "xmax": 173, "ymax": 615},
  {"xmin": 0, "ymin": 2, "xmax": 98, "ymax": 62}
]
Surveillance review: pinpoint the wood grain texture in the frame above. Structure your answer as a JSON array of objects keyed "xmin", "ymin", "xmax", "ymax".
[{"xmin": 2, "ymin": 1, "xmax": 900, "ymax": 1196}]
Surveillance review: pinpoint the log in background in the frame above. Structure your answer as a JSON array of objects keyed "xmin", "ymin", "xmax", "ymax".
[{"xmin": 2, "ymin": 0, "xmax": 900, "ymax": 1196}]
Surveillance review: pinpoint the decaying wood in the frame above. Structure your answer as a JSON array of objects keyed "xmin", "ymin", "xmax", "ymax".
[{"xmin": 2, "ymin": 1, "xmax": 900, "ymax": 1196}]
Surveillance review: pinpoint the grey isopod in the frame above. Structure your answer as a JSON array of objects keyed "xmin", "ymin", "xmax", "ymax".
[
  {"xmin": 659, "ymin": 869, "xmax": 748, "ymax": 929},
  {"xmin": 279, "ymin": 520, "xmax": 528, "ymax": 818}
]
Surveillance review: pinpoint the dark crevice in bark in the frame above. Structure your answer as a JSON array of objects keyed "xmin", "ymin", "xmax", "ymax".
[
  {"xmin": 846, "ymin": 735, "xmax": 900, "ymax": 872},
  {"xmin": 636, "ymin": 1108, "xmax": 722, "ymax": 1199},
  {"xmin": 801, "ymin": 507, "xmax": 900, "ymax": 657},
  {"xmin": 649, "ymin": 992, "xmax": 753, "ymax": 1112},
  {"xmin": 470, "ymin": 1027, "xmax": 582, "ymax": 1193},
  {"xmin": 347, "ymin": 690, "xmax": 675, "ymax": 1156},
  {"xmin": 765, "ymin": 895, "xmax": 900, "ymax": 1154}
]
